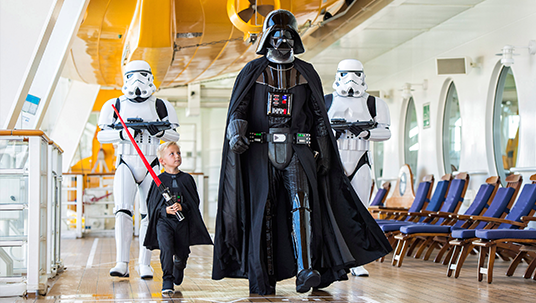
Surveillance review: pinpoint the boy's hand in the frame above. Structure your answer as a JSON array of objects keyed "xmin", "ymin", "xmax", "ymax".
[{"xmin": 166, "ymin": 202, "xmax": 183, "ymax": 214}]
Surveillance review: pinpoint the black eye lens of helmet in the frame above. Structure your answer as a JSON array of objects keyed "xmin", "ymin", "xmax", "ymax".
[
  {"xmin": 340, "ymin": 72, "xmax": 347, "ymax": 77},
  {"xmin": 355, "ymin": 72, "xmax": 362, "ymax": 77},
  {"xmin": 272, "ymin": 30, "xmax": 293, "ymax": 39},
  {"xmin": 126, "ymin": 74, "xmax": 133, "ymax": 79},
  {"xmin": 141, "ymin": 72, "xmax": 148, "ymax": 77}
]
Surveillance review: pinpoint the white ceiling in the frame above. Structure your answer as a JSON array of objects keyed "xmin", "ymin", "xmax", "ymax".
[
  {"xmin": 310, "ymin": 0, "xmax": 536, "ymax": 92},
  {"xmin": 311, "ymin": 0, "xmax": 487, "ymax": 88}
]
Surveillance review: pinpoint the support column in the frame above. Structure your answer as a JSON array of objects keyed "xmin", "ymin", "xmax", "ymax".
[{"xmin": 4, "ymin": 0, "xmax": 90, "ymax": 130}]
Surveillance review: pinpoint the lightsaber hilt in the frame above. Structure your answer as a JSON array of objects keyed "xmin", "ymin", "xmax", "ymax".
[{"xmin": 158, "ymin": 184, "xmax": 185, "ymax": 221}]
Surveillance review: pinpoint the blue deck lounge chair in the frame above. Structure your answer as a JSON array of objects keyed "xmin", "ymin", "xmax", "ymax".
[
  {"xmin": 369, "ymin": 182, "xmax": 391, "ymax": 207},
  {"xmin": 471, "ymin": 177, "xmax": 536, "ymax": 283},
  {"xmin": 446, "ymin": 174, "xmax": 523, "ymax": 278},
  {"xmin": 372, "ymin": 174, "xmax": 435, "ymax": 224},
  {"xmin": 390, "ymin": 176, "xmax": 500, "ymax": 267},
  {"xmin": 391, "ymin": 173, "xmax": 469, "ymax": 267}
]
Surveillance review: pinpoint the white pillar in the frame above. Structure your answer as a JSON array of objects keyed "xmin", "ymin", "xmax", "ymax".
[
  {"xmin": 0, "ymin": 0, "xmax": 60, "ymax": 128},
  {"xmin": 27, "ymin": 137, "xmax": 47, "ymax": 294},
  {"xmin": 4, "ymin": 0, "xmax": 91, "ymax": 130},
  {"xmin": 49, "ymin": 80, "xmax": 100, "ymax": 171}
]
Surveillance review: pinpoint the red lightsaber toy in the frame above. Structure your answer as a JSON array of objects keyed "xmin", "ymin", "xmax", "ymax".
[{"xmin": 111, "ymin": 104, "xmax": 185, "ymax": 221}]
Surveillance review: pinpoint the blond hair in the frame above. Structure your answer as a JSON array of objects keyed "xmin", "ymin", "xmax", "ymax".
[{"xmin": 157, "ymin": 141, "xmax": 180, "ymax": 160}]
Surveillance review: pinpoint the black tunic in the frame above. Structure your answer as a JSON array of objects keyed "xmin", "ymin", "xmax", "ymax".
[
  {"xmin": 144, "ymin": 171, "xmax": 213, "ymax": 250},
  {"xmin": 212, "ymin": 56, "xmax": 392, "ymax": 294}
]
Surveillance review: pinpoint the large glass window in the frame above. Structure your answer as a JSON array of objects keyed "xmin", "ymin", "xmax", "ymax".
[
  {"xmin": 404, "ymin": 97, "xmax": 419, "ymax": 181},
  {"xmin": 443, "ymin": 82, "xmax": 462, "ymax": 174},
  {"xmin": 493, "ymin": 67, "xmax": 519, "ymax": 185}
]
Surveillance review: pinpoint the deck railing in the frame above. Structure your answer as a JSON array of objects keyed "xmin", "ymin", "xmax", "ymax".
[{"xmin": 0, "ymin": 130, "xmax": 63, "ymax": 296}]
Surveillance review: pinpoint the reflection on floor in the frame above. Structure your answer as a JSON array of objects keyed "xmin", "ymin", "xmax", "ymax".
[{"xmin": 3, "ymin": 236, "xmax": 536, "ymax": 302}]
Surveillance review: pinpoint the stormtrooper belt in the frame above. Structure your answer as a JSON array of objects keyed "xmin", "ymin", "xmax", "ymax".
[{"xmin": 249, "ymin": 132, "xmax": 311, "ymax": 145}]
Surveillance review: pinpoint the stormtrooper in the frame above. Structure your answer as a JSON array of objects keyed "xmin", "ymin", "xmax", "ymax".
[
  {"xmin": 325, "ymin": 59, "xmax": 391, "ymax": 277},
  {"xmin": 213, "ymin": 10, "xmax": 392, "ymax": 296},
  {"xmin": 97, "ymin": 60, "xmax": 180, "ymax": 278}
]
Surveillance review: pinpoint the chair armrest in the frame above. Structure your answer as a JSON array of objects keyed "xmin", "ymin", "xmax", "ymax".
[
  {"xmin": 521, "ymin": 216, "xmax": 536, "ymax": 222},
  {"xmin": 453, "ymin": 214, "xmax": 472, "ymax": 220},
  {"xmin": 369, "ymin": 206, "xmax": 409, "ymax": 213},
  {"xmin": 408, "ymin": 210, "xmax": 434, "ymax": 216},
  {"xmin": 469, "ymin": 215, "xmax": 527, "ymax": 227},
  {"xmin": 429, "ymin": 211, "xmax": 453, "ymax": 218}
]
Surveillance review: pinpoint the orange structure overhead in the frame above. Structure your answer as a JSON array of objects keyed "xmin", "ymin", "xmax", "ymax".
[{"xmin": 65, "ymin": 0, "xmax": 368, "ymax": 89}]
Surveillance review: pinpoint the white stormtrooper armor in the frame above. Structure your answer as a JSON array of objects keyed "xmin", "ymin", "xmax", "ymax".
[
  {"xmin": 326, "ymin": 59, "xmax": 391, "ymax": 277},
  {"xmin": 97, "ymin": 60, "xmax": 180, "ymax": 279}
]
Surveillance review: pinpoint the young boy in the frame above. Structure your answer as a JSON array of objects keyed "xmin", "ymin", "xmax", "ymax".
[{"xmin": 144, "ymin": 141, "xmax": 213, "ymax": 296}]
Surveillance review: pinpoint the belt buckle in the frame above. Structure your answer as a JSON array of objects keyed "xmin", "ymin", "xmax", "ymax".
[{"xmin": 272, "ymin": 133, "xmax": 287, "ymax": 143}]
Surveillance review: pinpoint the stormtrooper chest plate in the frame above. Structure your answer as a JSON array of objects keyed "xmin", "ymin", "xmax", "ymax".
[
  {"xmin": 115, "ymin": 98, "xmax": 161, "ymax": 157},
  {"xmin": 118, "ymin": 98, "xmax": 159, "ymax": 122},
  {"xmin": 327, "ymin": 95, "xmax": 373, "ymax": 122}
]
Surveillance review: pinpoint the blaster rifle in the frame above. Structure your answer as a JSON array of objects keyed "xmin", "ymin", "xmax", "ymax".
[
  {"xmin": 330, "ymin": 118, "xmax": 377, "ymax": 139},
  {"xmin": 109, "ymin": 118, "xmax": 178, "ymax": 132}
]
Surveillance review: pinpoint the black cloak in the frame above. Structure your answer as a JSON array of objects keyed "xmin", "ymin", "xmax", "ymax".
[
  {"xmin": 144, "ymin": 171, "xmax": 212, "ymax": 250},
  {"xmin": 212, "ymin": 56, "xmax": 391, "ymax": 291}
]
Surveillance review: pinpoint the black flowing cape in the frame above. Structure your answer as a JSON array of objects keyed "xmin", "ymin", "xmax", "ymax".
[
  {"xmin": 144, "ymin": 172, "xmax": 213, "ymax": 250},
  {"xmin": 212, "ymin": 56, "xmax": 391, "ymax": 287}
]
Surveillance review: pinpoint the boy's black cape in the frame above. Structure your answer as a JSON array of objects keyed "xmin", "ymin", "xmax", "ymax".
[
  {"xmin": 212, "ymin": 56, "xmax": 392, "ymax": 288},
  {"xmin": 144, "ymin": 172, "xmax": 213, "ymax": 250}
]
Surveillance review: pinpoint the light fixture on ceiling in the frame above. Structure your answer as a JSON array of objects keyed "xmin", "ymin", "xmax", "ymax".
[
  {"xmin": 400, "ymin": 80, "xmax": 428, "ymax": 99},
  {"xmin": 496, "ymin": 40, "xmax": 536, "ymax": 67}
]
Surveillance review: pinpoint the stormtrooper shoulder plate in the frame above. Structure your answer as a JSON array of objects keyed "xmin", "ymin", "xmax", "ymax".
[{"xmin": 374, "ymin": 97, "xmax": 391, "ymax": 126}]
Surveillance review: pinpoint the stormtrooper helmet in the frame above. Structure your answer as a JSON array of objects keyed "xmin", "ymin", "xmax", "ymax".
[
  {"xmin": 333, "ymin": 59, "xmax": 368, "ymax": 97},
  {"xmin": 122, "ymin": 60, "xmax": 156, "ymax": 101},
  {"xmin": 256, "ymin": 9, "xmax": 304, "ymax": 63}
]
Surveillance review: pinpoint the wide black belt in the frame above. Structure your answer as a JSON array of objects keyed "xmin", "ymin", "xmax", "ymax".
[{"xmin": 249, "ymin": 132, "xmax": 311, "ymax": 145}]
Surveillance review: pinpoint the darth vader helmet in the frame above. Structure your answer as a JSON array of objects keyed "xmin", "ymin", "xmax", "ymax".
[
  {"xmin": 122, "ymin": 60, "xmax": 156, "ymax": 101},
  {"xmin": 256, "ymin": 9, "xmax": 305, "ymax": 63},
  {"xmin": 333, "ymin": 59, "xmax": 368, "ymax": 97}
]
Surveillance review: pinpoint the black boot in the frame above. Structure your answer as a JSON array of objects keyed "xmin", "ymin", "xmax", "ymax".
[
  {"xmin": 296, "ymin": 268, "xmax": 321, "ymax": 293},
  {"xmin": 173, "ymin": 255, "xmax": 187, "ymax": 286}
]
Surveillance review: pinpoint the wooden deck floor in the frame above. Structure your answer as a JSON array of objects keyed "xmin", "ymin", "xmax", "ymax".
[{"xmin": 3, "ymin": 236, "xmax": 536, "ymax": 302}]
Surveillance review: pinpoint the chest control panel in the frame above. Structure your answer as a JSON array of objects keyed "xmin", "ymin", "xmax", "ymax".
[{"xmin": 267, "ymin": 92, "xmax": 293, "ymax": 117}]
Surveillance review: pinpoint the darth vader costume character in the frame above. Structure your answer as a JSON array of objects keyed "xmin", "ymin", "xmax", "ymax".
[{"xmin": 212, "ymin": 10, "xmax": 391, "ymax": 295}]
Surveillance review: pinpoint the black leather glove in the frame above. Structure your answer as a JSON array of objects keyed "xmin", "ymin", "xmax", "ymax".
[
  {"xmin": 334, "ymin": 129, "xmax": 345, "ymax": 140},
  {"xmin": 316, "ymin": 136, "xmax": 331, "ymax": 176},
  {"xmin": 146, "ymin": 124, "xmax": 162, "ymax": 136},
  {"xmin": 120, "ymin": 127, "xmax": 140, "ymax": 140},
  {"xmin": 348, "ymin": 124, "xmax": 363, "ymax": 136},
  {"xmin": 227, "ymin": 119, "xmax": 250, "ymax": 154}
]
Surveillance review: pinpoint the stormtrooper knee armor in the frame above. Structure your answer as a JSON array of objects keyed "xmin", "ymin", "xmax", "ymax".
[
  {"xmin": 326, "ymin": 59, "xmax": 391, "ymax": 276},
  {"xmin": 97, "ymin": 60, "xmax": 180, "ymax": 278}
]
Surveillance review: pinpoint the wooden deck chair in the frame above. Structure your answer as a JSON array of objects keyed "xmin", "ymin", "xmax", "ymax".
[
  {"xmin": 472, "ymin": 176, "xmax": 536, "ymax": 283},
  {"xmin": 446, "ymin": 174, "xmax": 523, "ymax": 278},
  {"xmin": 390, "ymin": 175, "xmax": 500, "ymax": 267},
  {"xmin": 391, "ymin": 173, "xmax": 470, "ymax": 267},
  {"xmin": 381, "ymin": 164, "xmax": 416, "ymax": 210},
  {"xmin": 370, "ymin": 175, "xmax": 433, "ymax": 222},
  {"xmin": 503, "ymin": 230, "xmax": 536, "ymax": 281},
  {"xmin": 420, "ymin": 176, "xmax": 501, "ymax": 264},
  {"xmin": 376, "ymin": 174, "xmax": 450, "ymax": 251},
  {"xmin": 369, "ymin": 182, "xmax": 391, "ymax": 207}
]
